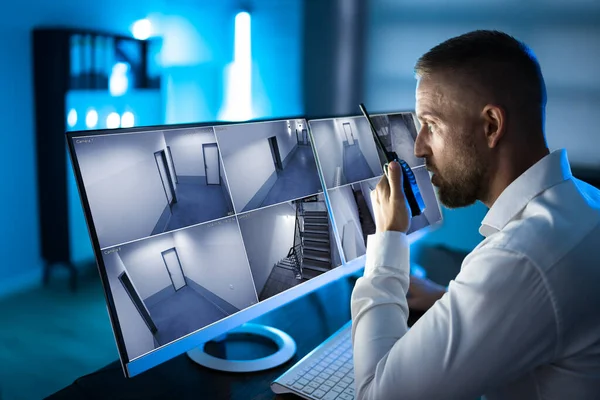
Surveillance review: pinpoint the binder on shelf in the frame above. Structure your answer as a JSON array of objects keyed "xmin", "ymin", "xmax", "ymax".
[
  {"xmin": 82, "ymin": 34, "xmax": 93, "ymax": 89},
  {"xmin": 69, "ymin": 34, "xmax": 82, "ymax": 89},
  {"xmin": 93, "ymin": 36, "xmax": 106, "ymax": 89},
  {"xmin": 33, "ymin": 27, "xmax": 164, "ymax": 290},
  {"xmin": 105, "ymin": 36, "xmax": 115, "ymax": 89}
]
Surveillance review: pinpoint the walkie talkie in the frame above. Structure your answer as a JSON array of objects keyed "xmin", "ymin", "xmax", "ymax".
[{"xmin": 359, "ymin": 103, "xmax": 426, "ymax": 217}]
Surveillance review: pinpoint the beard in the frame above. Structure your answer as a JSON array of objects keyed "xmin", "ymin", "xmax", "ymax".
[{"xmin": 428, "ymin": 139, "xmax": 489, "ymax": 209}]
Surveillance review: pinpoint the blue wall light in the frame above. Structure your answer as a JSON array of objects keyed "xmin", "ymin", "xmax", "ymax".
[
  {"xmin": 67, "ymin": 108, "xmax": 78, "ymax": 129},
  {"xmin": 106, "ymin": 112, "xmax": 121, "ymax": 129},
  {"xmin": 109, "ymin": 62, "xmax": 130, "ymax": 97},
  {"xmin": 85, "ymin": 109, "xmax": 98, "ymax": 129},
  {"xmin": 121, "ymin": 111, "xmax": 135, "ymax": 128}
]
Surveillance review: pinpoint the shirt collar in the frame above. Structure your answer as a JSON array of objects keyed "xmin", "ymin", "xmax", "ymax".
[{"xmin": 479, "ymin": 149, "xmax": 572, "ymax": 238}]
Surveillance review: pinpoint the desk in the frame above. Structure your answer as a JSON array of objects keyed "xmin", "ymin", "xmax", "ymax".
[{"xmin": 48, "ymin": 276, "xmax": 423, "ymax": 400}]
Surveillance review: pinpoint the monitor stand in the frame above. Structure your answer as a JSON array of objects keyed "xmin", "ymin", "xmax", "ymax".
[{"xmin": 187, "ymin": 323, "xmax": 297, "ymax": 372}]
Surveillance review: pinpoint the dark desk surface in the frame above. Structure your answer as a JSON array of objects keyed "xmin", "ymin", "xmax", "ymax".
[{"xmin": 48, "ymin": 276, "xmax": 423, "ymax": 400}]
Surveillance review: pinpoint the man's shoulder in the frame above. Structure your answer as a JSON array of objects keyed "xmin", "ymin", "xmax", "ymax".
[{"xmin": 477, "ymin": 177, "xmax": 600, "ymax": 272}]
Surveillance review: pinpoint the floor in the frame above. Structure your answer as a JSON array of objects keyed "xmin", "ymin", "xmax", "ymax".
[
  {"xmin": 165, "ymin": 179, "xmax": 233, "ymax": 232},
  {"xmin": 260, "ymin": 146, "xmax": 322, "ymax": 208},
  {"xmin": 343, "ymin": 141, "xmax": 374, "ymax": 184},
  {"xmin": 0, "ymin": 267, "xmax": 118, "ymax": 400},
  {"xmin": 259, "ymin": 263, "xmax": 304, "ymax": 301},
  {"xmin": 148, "ymin": 286, "xmax": 228, "ymax": 346}
]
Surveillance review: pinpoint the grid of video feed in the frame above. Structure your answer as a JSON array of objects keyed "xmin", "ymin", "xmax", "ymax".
[
  {"xmin": 71, "ymin": 118, "xmax": 341, "ymax": 362},
  {"xmin": 309, "ymin": 112, "xmax": 442, "ymax": 263}
]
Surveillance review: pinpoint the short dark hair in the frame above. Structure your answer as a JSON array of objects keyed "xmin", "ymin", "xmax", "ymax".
[{"xmin": 415, "ymin": 30, "xmax": 547, "ymax": 113}]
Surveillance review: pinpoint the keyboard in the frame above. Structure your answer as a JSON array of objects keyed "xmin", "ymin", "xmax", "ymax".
[{"xmin": 271, "ymin": 320, "xmax": 355, "ymax": 400}]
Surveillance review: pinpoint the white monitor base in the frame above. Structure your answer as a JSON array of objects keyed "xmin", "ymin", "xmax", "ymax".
[{"xmin": 186, "ymin": 323, "xmax": 297, "ymax": 373}]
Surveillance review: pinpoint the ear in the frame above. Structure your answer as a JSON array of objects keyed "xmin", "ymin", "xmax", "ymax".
[{"xmin": 482, "ymin": 105, "xmax": 506, "ymax": 148}]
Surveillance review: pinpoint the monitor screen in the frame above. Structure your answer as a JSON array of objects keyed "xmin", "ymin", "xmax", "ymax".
[
  {"xmin": 308, "ymin": 112, "xmax": 442, "ymax": 263},
  {"xmin": 67, "ymin": 111, "xmax": 442, "ymax": 377}
]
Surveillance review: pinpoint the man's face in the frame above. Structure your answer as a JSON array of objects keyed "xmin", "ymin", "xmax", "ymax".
[{"xmin": 414, "ymin": 74, "xmax": 490, "ymax": 208}]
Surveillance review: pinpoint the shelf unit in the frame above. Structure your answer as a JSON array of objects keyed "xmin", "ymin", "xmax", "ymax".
[{"xmin": 32, "ymin": 27, "xmax": 161, "ymax": 290}]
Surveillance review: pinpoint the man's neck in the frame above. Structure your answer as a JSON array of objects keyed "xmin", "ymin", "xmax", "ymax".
[{"xmin": 482, "ymin": 145, "xmax": 550, "ymax": 208}]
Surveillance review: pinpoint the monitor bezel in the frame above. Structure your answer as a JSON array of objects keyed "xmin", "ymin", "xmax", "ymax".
[{"xmin": 65, "ymin": 111, "xmax": 442, "ymax": 378}]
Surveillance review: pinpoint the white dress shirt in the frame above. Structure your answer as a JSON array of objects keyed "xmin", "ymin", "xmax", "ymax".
[{"xmin": 351, "ymin": 149, "xmax": 600, "ymax": 399}]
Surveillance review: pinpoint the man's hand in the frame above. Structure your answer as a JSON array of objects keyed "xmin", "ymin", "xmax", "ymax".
[
  {"xmin": 407, "ymin": 275, "xmax": 447, "ymax": 311},
  {"xmin": 370, "ymin": 161, "xmax": 411, "ymax": 233}
]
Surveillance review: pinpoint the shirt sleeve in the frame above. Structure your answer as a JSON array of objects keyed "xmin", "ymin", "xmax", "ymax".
[{"xmin": 350, "ymin": 234, "xmax": 558, "ymax": 400}]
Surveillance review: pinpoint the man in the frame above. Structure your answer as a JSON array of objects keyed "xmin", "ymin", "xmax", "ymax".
[{"xmin": 351, "ymin": 30, "xmax": 600, "ymax": 399}]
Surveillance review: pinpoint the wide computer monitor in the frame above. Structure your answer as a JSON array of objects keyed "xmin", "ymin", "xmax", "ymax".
[{"xmin": 66, "ymin": 110, "xmax": 443, "ymax": 378}]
